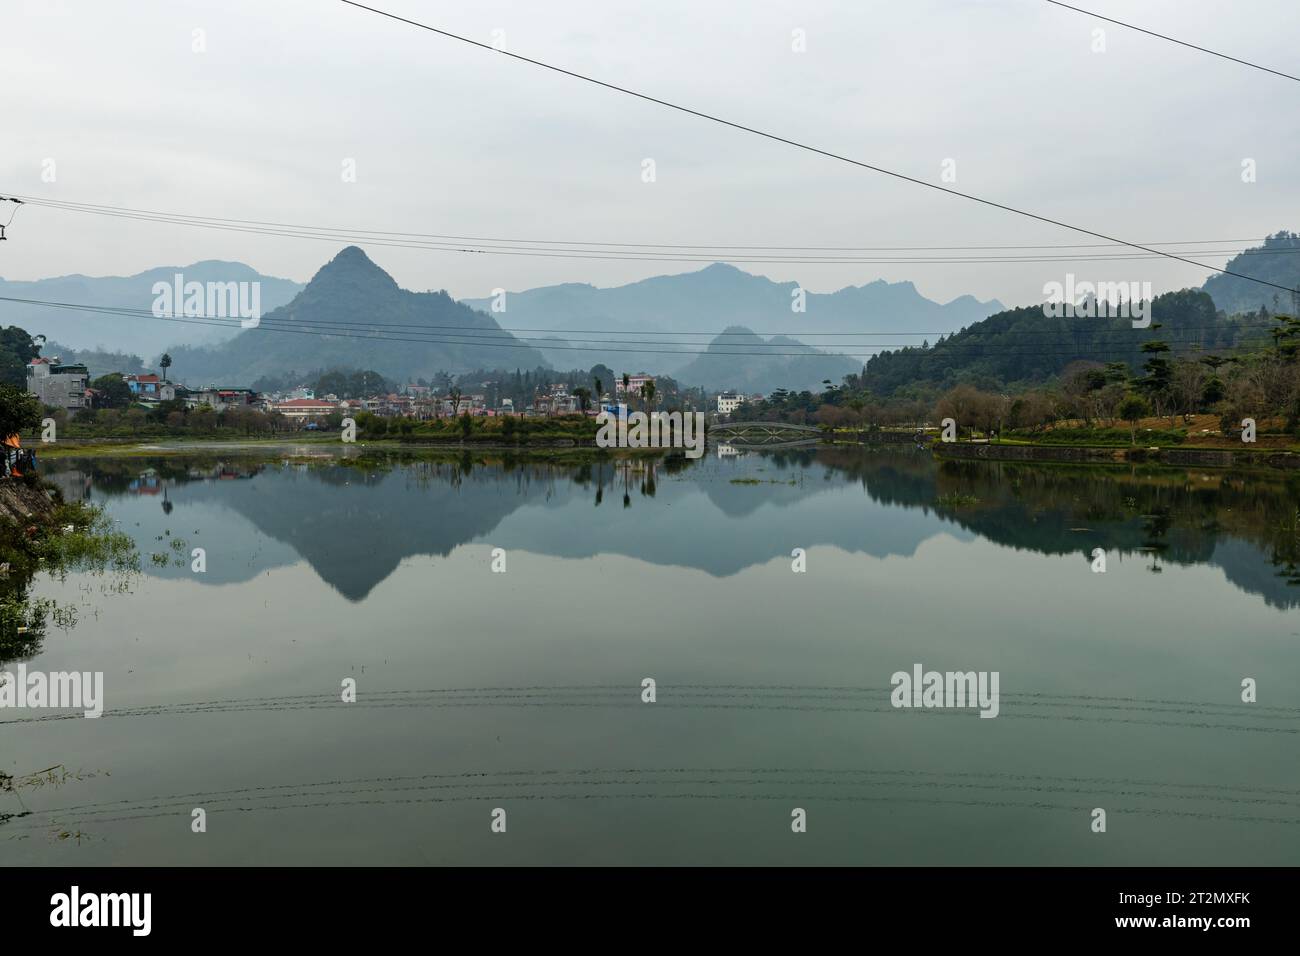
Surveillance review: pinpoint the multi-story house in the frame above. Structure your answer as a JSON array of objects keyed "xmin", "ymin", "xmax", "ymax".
[
  {"xmin": 717, "ymin": 392, "xmax": 746, "ymax": 415},
  {"xmin": 191, "ymin": 387, "xmax": 257, "ymax": 411},
  {"xmin": 615, "ymin": 373, "xmax": 654, "ymax": 397},
  {"xmin": 26, "ymin": 357, "xmax": 89, "ymax": 410},
  {"xmin": 124, "ymin": 373, "xmax": 162, "ymax": 397}
]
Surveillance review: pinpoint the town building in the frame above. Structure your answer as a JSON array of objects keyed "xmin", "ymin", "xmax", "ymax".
[
  {"xmin": 191, "ymin": 387, "xmax": 257, "ymax": 411},
  {"xmin": 717, "ymin": 392, "xmax": 746, "ymax": 415},
  {"xmin": 615, "ymin": 373, "xmax": 654, "ymax": 396},
  {"xmin": 124, "ymin": 373, "xmax": 162, "ymax": 397},
  {"xmin": 26, "ymin": 357, "xmax": 89, "ymax": 411},
  {"xmin": 269, "ymin": 398, "xmax": 337, "ymax": 421}
]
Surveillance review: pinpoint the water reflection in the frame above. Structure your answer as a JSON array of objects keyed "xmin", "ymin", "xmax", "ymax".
[{"xmin": 43, "ymin": 447, "xmax": 1300, "ymax": 608}]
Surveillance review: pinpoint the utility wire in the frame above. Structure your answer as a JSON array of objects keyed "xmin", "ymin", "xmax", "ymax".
[
  {"xmin": 1, "ymin": 294, "xmax": 1285, "ymax": 345},
  {"xmin": 8, "ymin": 193, "xmax": 1289, "ymax": 254},
  {"xmin": 1043, "ymin": 0, "xmax": 1300, "ymax": 83},
  {"xmin": 335, "ymin": 0, "xmax": 1296, "ymax": 294},
  {"xmin": 12, "ymin": 195, "xmax": 1293, "ymax": 267},
  {"xmin": 3, "ymin": 298, "xmax": 1276, "ymax": 360}
]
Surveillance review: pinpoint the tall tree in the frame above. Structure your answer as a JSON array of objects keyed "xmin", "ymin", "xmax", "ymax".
[
  {"xmin": 0, "ymin": 383, "xmax": 43, "ymax": 437},
  {"xmin": 1119, "ymin": 393, "xmax": 1151, "ymax": 446},
  {"xmin": 0, "ymin": 326, "xmax": 43, "ymax": 388}
]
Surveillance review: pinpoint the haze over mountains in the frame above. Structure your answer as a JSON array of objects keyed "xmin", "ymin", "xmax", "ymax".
[
  {"xmin": 673, "ymin": 326, "xmax": 861, "ymax": 394},
  {"xmin": 0, "ymin": 261, "xmax": 302, "ymax": 357},
  {"xmin": 461, "ymin": 262, "xmax": 1003, "ymax": 388},
  {"xmin": 4, "ymin": 233, "xmax": 1298, "ymax": 392}
]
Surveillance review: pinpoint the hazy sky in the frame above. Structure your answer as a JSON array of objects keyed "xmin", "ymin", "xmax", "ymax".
[{"xmin": 4, "ymin": 0, "xmax": 1297, "ymax": 309}]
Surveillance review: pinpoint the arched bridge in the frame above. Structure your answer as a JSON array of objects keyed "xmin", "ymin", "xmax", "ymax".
[{"xmin": 709, "ymin": 421, "xmax": 824, "ymax": 447}]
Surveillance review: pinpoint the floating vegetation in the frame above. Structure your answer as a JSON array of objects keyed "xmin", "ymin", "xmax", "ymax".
[
  {"xmin": 1, "ymin": 498, "xmax": 139, "ymax": 667},
  {"xmin": 935, "ymin": 493, "xmax": 981, "ymax": 509},
  {"xmin": 10, "ymin": 765, "xmax": 109, "ymax": 792}
]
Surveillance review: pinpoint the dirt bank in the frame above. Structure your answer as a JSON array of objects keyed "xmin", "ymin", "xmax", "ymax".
[{"xmin": 0, "ymin": 479, "xmax": 58, "ymax": 523}]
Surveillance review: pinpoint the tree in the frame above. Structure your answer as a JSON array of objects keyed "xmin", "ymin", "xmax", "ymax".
[
  {"xmin": 573, "ymin": 387, "xmax": 592, "ymax": 413},
  {"xmin": 1138, "ymin": 341, "xmax": 1173, "ymax": 423},
  {"xmin": 90, "ymin": 373, "xmax": 133, "ymax": 409},
  {"xmin": 1170, "ymin": 359, "xmax": 1207, "ymax": 423},
  {"xmin": 159, "ymin": 352, "xmax": 173, "ymax": 383},
  {"xmin": 1200, "ymin": 354, "xmax": 1227, "ymax": 407},
  {"xmin": 0, "ymin": 383, "xmax": 42, "ymax": 437},
  {"xmin": 1059, "ymin": 361, "xmax": 1105, "ymax": 425},
  {"xmin": 935, "ymin": 384, "xmax": 985, "ymax": 438},
  {"xmin": 0, "ymin": 327, "xmax": 43, "ymax": 388},
  {"xmin": 152, "ymin": 398, "xmax": 188, "ymax": 424},
  {"xmin": 1118, "ymin": 393, "xmax": 1151, "ymax": 446}
]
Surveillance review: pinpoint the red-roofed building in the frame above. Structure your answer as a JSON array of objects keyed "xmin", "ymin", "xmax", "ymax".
[{"xmin": 125, "ymin": 374, "xmax": 162, "ymax": 397}]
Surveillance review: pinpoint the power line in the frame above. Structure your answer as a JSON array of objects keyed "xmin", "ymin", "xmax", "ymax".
[
  {"xmin": 8, "ymin": 193, "xmax": 1289, "ymax": 255},
  {"xmin": 335, "ymin": 0, "xmax": 1296, "ymax": 294},
  {"xmin": 0, "ymin": 299, "xmax": 875, "ymax": 357},
  {"xmin": 14, "ymin": 195, "xmax": 1294, "ymax": 267},
  {"xmin": 1043, "ymin": 0, "xmax": 1300, "ymax": 83},
  {"xmin": 2, "ymin": 297, "xmax": 1278, "ymax": 362},
  {"xmin": 2, "ymin": 293, "xmax": 1286, "ymax": 346}
]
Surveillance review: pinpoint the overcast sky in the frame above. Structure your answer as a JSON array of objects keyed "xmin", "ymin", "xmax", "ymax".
[{"xmin": 4, "ymin": 0, "xmax": 1297, "ymax": 310}]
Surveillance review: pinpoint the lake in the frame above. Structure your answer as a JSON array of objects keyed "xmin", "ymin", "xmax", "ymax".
[{"xmin": 3, "ymin": 444, "xmax": 1299, "ymax": 865}]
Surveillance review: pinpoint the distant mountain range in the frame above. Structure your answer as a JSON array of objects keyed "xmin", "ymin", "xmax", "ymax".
[
  {"xmin": 460, "ymin": 262, "xmax": 1001, "ymax": 337},
  {"xmin": 12, "ymin": 230, "xmax": 1297, "ymax": 393},
  {"xmin": 0, "ymin": 261, "xmax": 303, "ymax": 359},
  {"xmin": 28, "ymin": 251, "xmax": 998, "ymax": 390},
  {"xmin": 461, "ymin": 262, "xmax": 1003, "ymax": 384}
]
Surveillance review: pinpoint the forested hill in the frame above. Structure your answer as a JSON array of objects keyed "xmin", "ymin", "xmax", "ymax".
[
  {"xmin": 165, "ymin": 247, "xmax": 549, "ymax": 385},
  {"xmin": 858, "ymin": 289, "xmax": 1271, "ymax": 397},
  {"xmin": 1203, "ymin": 232, "xmax": 1300, "ymax": 315}
]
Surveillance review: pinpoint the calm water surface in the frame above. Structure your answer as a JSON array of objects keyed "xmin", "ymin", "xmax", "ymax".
[{"xmin": 4, "ymin": 445, "xmax": 1299, "ymax": 865}]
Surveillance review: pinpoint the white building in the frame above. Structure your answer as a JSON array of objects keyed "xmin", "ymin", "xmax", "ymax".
[
  {"xmin": 717, "ymin": 392, "xmax": 746, "ymax": 415},
  {"xmin": 615, "ymin": 373, "xmax": 655, "ymax": 396},
  {"xmin": 269, "ymin": 398, "xmax": 336, "ymax": 420}
]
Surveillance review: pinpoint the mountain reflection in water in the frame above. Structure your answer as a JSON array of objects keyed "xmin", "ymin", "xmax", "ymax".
[{"xmin": 44, "ymin": 447, "xmax": 1300, "ymax": 608}]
